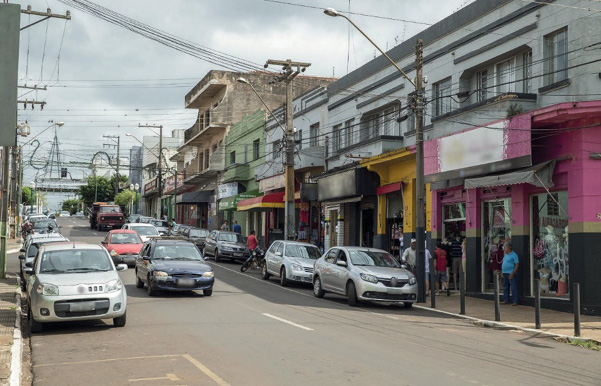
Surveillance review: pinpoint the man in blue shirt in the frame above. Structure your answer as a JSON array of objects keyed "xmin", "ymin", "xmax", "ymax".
[
  {"xmin": 232, "ymin": 220, "xmax": 241, "ymax": 234},
  {"xmin": 501, "ymin": 241, "xmax": 520, "ymax": 305}
]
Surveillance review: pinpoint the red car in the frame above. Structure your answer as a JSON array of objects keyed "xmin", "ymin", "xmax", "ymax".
[{"xmin": 101, "ymin": 229, "xmax": 143, "ymax": 266}]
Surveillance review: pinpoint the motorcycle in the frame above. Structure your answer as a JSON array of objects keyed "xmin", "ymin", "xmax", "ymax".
[{"xmin": 240, "ymin": 248, "xmax": 265, "ymax": 272}]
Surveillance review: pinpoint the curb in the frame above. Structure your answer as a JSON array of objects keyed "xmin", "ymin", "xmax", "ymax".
[
  {"xmin": 9, "ymin": 281, "xmax": 22, "ymax": 386},
  {"xmin": 413, "ymin": 304, "xmax": 601, "ymax": 345}
]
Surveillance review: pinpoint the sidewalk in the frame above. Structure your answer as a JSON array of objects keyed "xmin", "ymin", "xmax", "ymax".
[
  {"xmin": 0, "ymin": 238, "xmax": 22, "ymax": 386},
  {"xmin": 418, "ymin": 290, "xmax": 601, "ymax": 343}
]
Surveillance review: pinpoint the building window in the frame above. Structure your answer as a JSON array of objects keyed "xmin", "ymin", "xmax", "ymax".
[
  {"xmin": 332, "ymin": 124, "xmax": 341, "ymax": 153},
  {"xmin": 253, "ymin": 139, "xmax": 260, "ymax": 161},
  {"xmin": 295, "ymin": 130, "xmax": 302, "ymax": 151},
  {"xmin": 244, "ymin": 145, "xmax": 248, "ymax": 163},
  {"xmin": 382, "ymin": 106, "xmax": 397, "ymax": 136},
  {"xmin": 496, "ymin": 58, "xmax": 515, "ymax": 94},
  {"xmin": 477, "ymin": 70, "xmax": 488, "ymax": 102},
  {"xmin": 199, "ymin": 151, "xmax": 204, "ymax": 171},
  {"xmin": 272, "ymin": 139, "xmax": 281, "ymax": 160},
  {"xmin": 230, "ymin": 151, "xmax": 236, "ymax": 165},
  {"xmin": 433, "ymin": 78, "xmax": 452, "ymax": 116},
  {"xmin": 343, "ymin": 119, "xmax": 354, "ymax": 148},
  {"xmin": 523, "ymin": 51, "xmax": 533, "ymax": 93},
  {"xmin": 310, "ymin": 123, "xmax": 319, "ymax": 147},
  {"xmin": 204, "ymin": 149, "xmax": 209, "ymax": 169},
  {"xmin": 544, "ymin": 28, "xmax": 568, "ymax": 86}
]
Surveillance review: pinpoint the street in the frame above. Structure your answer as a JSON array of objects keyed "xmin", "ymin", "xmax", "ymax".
[{"xmin": 16, "ymin": 218, "xmax": 601, "ymax": 386}]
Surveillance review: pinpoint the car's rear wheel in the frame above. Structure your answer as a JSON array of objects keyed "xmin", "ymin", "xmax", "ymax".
[
  {"xmin": 280, "ymin": 267, "xmax": 288, "ymax": 287},
  {"xmin": 203, "ymin": 289, "xmax": 213, "ymax": 296},
  {"xmin": 135, "ymin": 270, "xmax": 144, "ymax": 288},
  {"xmin": 403, "ymin": 302, "xmax": 413, "ymax": 309},
  {"xmin": 347, "ymin": 281, "xmax": 358, "ymax": 307},
  {"xmin": 214, "ymin": 249, "xmax": 221, "ymax": 263},
  {"xmin": 313, "ymin": 276, "xmax": 325, "ymax": 298},
  {"xmin": 113, "ymin": 312, "xmax": 126, "ymax": 327},
  {"xmin": 261, "ymin": 263, "xmax": 271, "ymax": 280},
  {"xmin": 147, "ymin": 276, "xmax": 156, "ymax": 296}
]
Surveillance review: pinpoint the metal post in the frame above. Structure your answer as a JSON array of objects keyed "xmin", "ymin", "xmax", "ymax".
[
  {"xmin": 460, "ymin": 270, "xmax": 465, "ymax": 315},
  {"xmin": 415, "ymin": 39, "xmax": 426, "ymax": 303},
  {"xmin": 534, "ymin": 279, "xmax": 541, "ymax": 329},
  {"xmin": 573, "ymin": 283, "xmax": 581, "ymax": 337},
  {"xmin": 494, "ymin": 273, "xmax": 501, "ymax": 322},
  {"xmin": 0, "ymin": 146, "xmax": 11, "ymax": 278},
  {"xmin": 9, "ymin": 146, "xmax": 18, "ymax": 238},
  {"xmin": 158, "ymin": 126, "xmax": 162, "ymax": 218},
  {"xmin": 429, "ymin": 257, "xmax": 435, "ymax": 309}
]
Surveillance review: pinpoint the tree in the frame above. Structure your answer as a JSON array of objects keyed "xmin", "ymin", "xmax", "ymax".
[
  {"xmin": 22, "ymin": 186, "xmax": 32, "ymax": 205},
  {"xmin": 62, "ymin": 199, "xmax": 80, "ymax": 215},
  {"xmin": 78, "ymin": 174, "xmax": 132, "ymax": 208},
  {"xmin": 114, "ymin": 190, "xmax": 134, "ymax": 216}
]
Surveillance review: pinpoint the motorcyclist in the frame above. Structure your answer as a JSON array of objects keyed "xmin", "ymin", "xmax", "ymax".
[{"xmin": 247, "ymin": 230, "xmax": 258, "ymax": 251}]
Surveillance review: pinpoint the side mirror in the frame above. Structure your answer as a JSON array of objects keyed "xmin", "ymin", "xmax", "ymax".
[
  {"xmin": 336, "ymin": 260, "xmax": 348, "ymax": 267},
  {"xmin": 18, "ymin": 254, "xmax": 25, "ymax": 260},
  {"xmin": 143, "ymin": 256, "xmax": 150, "ymax": 261},
  {"xmin": 25, "ymin": 262, "xmax": 33, "ymax": 268},
  {"xmin": 101, "ymin": 241, "xmax": 107, "ymax": 245},
  {"xmin": 116, "ymin": 264, "xmax": 128, "ymax": 272},
  {"xmin": 275, "ymin": 251, "xmax": 282, "ymax": 257},
  {"xmin": 20, "ymin": 248, "xmax": 25, "ymax": 253},
  {"xmin": 24, "ymin": 268, "xmax": 34, "ymax": 275}
]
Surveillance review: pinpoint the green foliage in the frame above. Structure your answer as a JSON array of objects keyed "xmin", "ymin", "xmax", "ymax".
[
  {"xmin": 62, "ymin": 199, "xmax": 80, "ymax": 215},
  {"xmin": 506, "ymin": 103, "xmax": 524, "ymax": 118},
  {"xmin": 115, "ymin": 190, "xmax": 135, "ymax": 216},
  {"xmin": 78, "ymin": 174, "xmax": 132, "ymax": 209},
  {"xmin": 22, "ymin": 186, "xmax": 32, "ymax": 205}
]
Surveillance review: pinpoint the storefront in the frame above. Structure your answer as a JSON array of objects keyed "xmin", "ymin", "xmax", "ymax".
[
  {"xmin": 299, "ymin": 183, "xmax": 321, "ymax": 247},
  {"xmin": 237, "ymin": 191, "xmax": 285, "ymax": 248},
  {"xmin": 142, "ymin": 177, "xmax": 158, "ymax": 218},
  {"xmin": 218, "ymin": 190, "xmax": 262, "ymax": 235},
  {"xmin": 426, "ymin": 102, "xmax": 601, "ymax": 315},
  {"xmin": 176, "ymin": 191, "xmax": 211, "ymax": 228}
]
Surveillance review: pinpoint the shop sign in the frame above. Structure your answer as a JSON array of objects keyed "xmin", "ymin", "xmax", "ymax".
[
  {"xmin": 259, "ymin": 173, "xmax": 285, "ymax": 192},
  {"xmin": 163, "ymin": 174, "xmax": 184, "ymax": 194},
  {"xmin": 217, "ymin": 182, "xmax": 238, "ymax": 199},
  {"xmin": 144, "ymin": 178, "xmax": 157, "ymax": 194}
]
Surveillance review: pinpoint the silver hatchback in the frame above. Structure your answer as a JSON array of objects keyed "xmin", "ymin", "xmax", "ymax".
[
  {"xmin": 262, "ymin": 241, "xmax": 322, "ymax": 286},
  {"xmin": 313, "ymin": 246, "xmax": 417, "ymax": 308}
]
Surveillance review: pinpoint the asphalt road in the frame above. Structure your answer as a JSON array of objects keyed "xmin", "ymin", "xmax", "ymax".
[{"xmin": 15, "ymin": 217, "xmax": 601, "ymax": 385}]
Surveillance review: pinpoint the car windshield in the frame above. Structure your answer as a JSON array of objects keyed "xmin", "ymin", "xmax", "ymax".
[
  {"xmin": 189, "ymin": 229, "xmax": 209, "ymax": 237},
  {"xmin": 151, "ymin": 220, "xmax": 169, "ymax": 228},
  {"xmin": 32, "ymin": 219, "xmax": 58, "ymax": 229},
  {"xmin": 152, "ymin": 244, "xmax": 203, "ymax": 260},
  {"xmin": 349, "ymin": 250, "xmax": 401, "ymax": 268},
  {"xmin": 110, "ymin": 233, "xmax": 142, "ymax": 244},
  {"xmin": 218, "ymin": 233, "xmax": 245, "ymax": 243},
  {"xmin": 285, "ymin": 245, "xmax": 321, "ymax": 259},
  {"xmin": 39, "ymin": 249, "xmax": 113, "ymax": 273},
  {"xmin": 131, "ymin": 226, "xmax": 159, "ymax": 236},
  {"xmin": 99, "ymin": 206, "xmax": 121, "ymax": 213}
]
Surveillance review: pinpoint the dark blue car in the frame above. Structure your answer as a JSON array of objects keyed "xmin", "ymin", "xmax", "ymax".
[{"xmin": 135, "ymin": 238, "xmax": 214, "ymax": 296}]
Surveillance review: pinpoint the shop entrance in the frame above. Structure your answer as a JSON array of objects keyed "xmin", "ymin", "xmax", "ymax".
[
  {"xmin": 482, "ymin": 198, "xmax": 512, "ymax": 292},
  {"xmin": 329, "ymin": 209, "xmax": 338, "ymax": 247},
  {"xmin": 361, "ymin": 208, "xmax": 374, "ymax": 247},
  {"xmin": 442, "ymin": 203, "xmax": 466, "ymax": 241}
]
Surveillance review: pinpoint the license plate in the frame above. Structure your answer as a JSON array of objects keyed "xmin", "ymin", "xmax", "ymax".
[
  {"xmin": 234, "ymin": 253, "xmax": 243, "ymax": 257},
  {"xmin": 177, "ymin": 278, "xmax": 195, "ymax": 287},
  {"xmin": 70, "ymin": 302, "xmax": 96, "ymax": 312}
]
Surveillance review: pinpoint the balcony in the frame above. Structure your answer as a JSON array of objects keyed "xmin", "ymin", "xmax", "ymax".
[
  {"xmin": 223, "ymin": 164, "xmax": 250, "ymax": 183},
  {"xmin": 296, "ymin": 146, "xmax": 325, "ymax": 172},
  {"xmin": 182, "ymin": 116, "xmax": 227, "ymax": 149},
  {"xmin": 255, "ymin": 156, "xmax": 284, "ymax": 181},
  {"xmin": 183, "ymin": 145, "xmax": 225, "ymax": 185}
]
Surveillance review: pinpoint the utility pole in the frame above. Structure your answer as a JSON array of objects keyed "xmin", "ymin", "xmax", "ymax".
[
  {"xmin": 415, "ymin": 39, "xmax": 426, "ymax": 303},
  {"xmin": 264, "ymin": 59, "xmax": 311, "ymax": 240},
  {"xmin": 103, "ymin": 135, "xmax": 120, "ymax": 198},
  {"xmin": 138, "ymin": 124, "xmax": 163, "ymax": 218},
  {"xmin": 9, "ymin": 146, "xmax": 18, "ymax": 238},
  {"xmin": 0, "ymin": 147, "xmax": 9, "ymax": 277}
]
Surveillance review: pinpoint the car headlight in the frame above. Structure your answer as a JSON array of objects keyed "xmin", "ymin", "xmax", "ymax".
[
  {"xmin": 101, "ymin": 217, "xmax": 105, "ymax": 220},
  {"xmin": 37, "ymin": 283, "xmax": 59, "ymax": 296},
  {"xmin": 153, "ymin": 271, "xmax": 169, "ymax": 277},
  {"xmin": 409, "ymin": 275, "xmax": 417, "ymax": 285},
  {"xmin": 360, "ymin": 273, "xmax": 378, "ymax": 284},
  {"xmin": 291, "ymin": 263, "xmax": 303, "ymax": 272},
  {"xmin": 202, "ymin": 271, "xmax": 214, "ymax": 278},
  {"xmin": 110, "ymin": 249, "xmax": 118, "ymax": 257},
  {"xmin": 222, "ymin": 246, "xmax": 233, "ymax": 251},
  {"xmin": 104, "ymin": 279, "xmax": 123, "ymax": 292}
]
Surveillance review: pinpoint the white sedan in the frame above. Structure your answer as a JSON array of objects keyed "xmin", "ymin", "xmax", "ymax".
[{"xmin": 121, "ymin": 223, "xmax": 160, "ymax": 242}]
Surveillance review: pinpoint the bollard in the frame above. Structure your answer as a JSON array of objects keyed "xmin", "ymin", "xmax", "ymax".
[
  {"xmin": 459, "ymin": 270, "xmax": 465, "ymax": 315},
  {"xmin": 494, "ymin": 273, "xmax": 500, "ymax": 322},
  {"xmin": 430, "ymin": 258, "xmax": 436, "ymax": 309},
  {"xmin": 534, "ymin": 279, "xmax": 541, "ymax": 329},
  {"xmin": 573, "ymin": 283, "xmax": 581, "ymax": 337}
]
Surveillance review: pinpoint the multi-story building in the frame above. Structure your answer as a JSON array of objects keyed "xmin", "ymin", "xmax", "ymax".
[{"xmin": 318, "ymin": 0, "xmax": 601, "ymax": 314}]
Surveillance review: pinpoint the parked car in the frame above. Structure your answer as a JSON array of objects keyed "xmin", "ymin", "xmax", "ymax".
[
  {"xmin": 47, "ymin": 212, "xmax": 56, "ymax": 219},
  {"xmin": 29, "ymin": 218, "xmax": 60, "ymax": 235},
  {"xmin": 186, "ymin": 228, "xmax": 210, "ymax": 249},
  {"xmin": 313, "ymin": 247, "xmax": 417, "ymax": 308},
  {"xmin": 176, "ymin": 225, "xmax": 191, "ymax": 237},
  {"xmin": 18, "ymin": 234, "xmax": 69, "ymax": 291},
  {"xmin": 149, "ymin": 219, "xmax": 170, "ymax": 236},
  {"xmin": 203, "ymin": 230, "xmax": 249, "ymax": 262},
  {"xmin": 262, "ymin": 241, "xmax": 322, "ymax": 286},
  {"xmin": 73, "ymin": 211, "xmax": 85, "ymax": 218},
  {"xmin": 25, "ymin": 242, "xmax": 128, "ymax": 332},
  {"xmin": 135, "ymin": 238, "xmax": 214, "ymax": 296},
  {"xmin": 127, "ymin": 214, "xmax": 142, "ymax": 223},
  {"xmin": 135, "ymin": 216, "xmax": 153, "ymax": 224},
  {"xmin": 121, "ymin": 223, "xmax": 160, "ymax": 242},
  {"xmin": 101, "ymin": 230, "xmax": 143, "ymax": 266},
  {"xmin": 59, "ymin": 211, "xmax": 71, "ymax": 217}
]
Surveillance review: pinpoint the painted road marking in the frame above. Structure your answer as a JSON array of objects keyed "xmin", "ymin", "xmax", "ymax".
[
  {"xmin": 129, "ymin": 373, "xmax": 180, "ymax": 382},
  {"xmin": 262, "ymin": 313, "xmax": 314, "ymax": 331},
  {"xmin": 93, "ymin": 232, "xmax": 98, "ymax": 235},
  {"xmin": 182, "ymin": 354, "xmax": 230, "ymax": 386}
]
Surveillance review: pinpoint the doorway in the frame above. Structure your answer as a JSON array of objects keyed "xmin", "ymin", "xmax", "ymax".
[
  {"xmin": 361, "ymin": 208, "xmax": 374, "ymax": 247},
  {"xmin": 482, "ymin": 198, "xmax": 512, "ymax": 292}
]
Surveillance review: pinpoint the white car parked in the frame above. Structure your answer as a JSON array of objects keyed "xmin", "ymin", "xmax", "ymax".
[
  {"xmin": 121, "ymin": 223, "xmax": 160, "ymax": 242},
  {"xmin": 261, "ymin": 241, "xmax": 322, "ymax": 286}
]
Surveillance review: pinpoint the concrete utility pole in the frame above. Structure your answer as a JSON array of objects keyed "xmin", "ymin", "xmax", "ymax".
[
  {"xmin": 264, "ymin": 59, "xmax": 311, "ymax": 240},
  {"xmin": 138, "ymin": 124, "xmax": 163, "ymax": 218},
  {"xmin": 103, "ymin": 135, "xmax": 121, "ymax": 198}
]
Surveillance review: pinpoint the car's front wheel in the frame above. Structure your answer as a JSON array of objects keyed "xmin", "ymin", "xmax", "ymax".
[
  {"xmin": 135, "ymin": 270, "xmax": 144, "ymax": 288},
  {"xmin": 280, "ymin": 267, "xmax": 288, "ymax": 287},
  {"xmin": 28, "ymin": 306, "xmax": 44, "ymax": 333},
  {"xmin": 347, "ymin": 281, "xmax": 358, "ymax": 307},
  {"xmin": 214, "ymin": 249, "xmax": 221, "ymax": 263},
  {"xmin": 147, "ymin": 277, "xmax": 156, "ymax": 296},
  {"xmin": 313, "ymin": 276, "xmax": 325, "ymax": 298},
  {"xmin": 403, "ymin": 302, "xmax": 413, "ymax": 309},
  {"xmin": 113, "ymin": 312, "xmax": 126, "ymax": 327},
  {"xmin": 261, "ymin": 263, "xmax": 271, "ymax": 280},
  {"xmin": 203, "ymin": 289, "xmax": 213, "ymax": 296}
]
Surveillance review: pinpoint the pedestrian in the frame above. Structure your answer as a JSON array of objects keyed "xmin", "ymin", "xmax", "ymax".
[
  {"xmin": 162, "ymin": 213, "xmax": 168, "ymax": 221},
  {"xmin": 461, "ymin": 238, "xmax": 467, "ymax": 289},
  {"xmin": 247, "ymin": 230, "xmax": 258, "ymax": 251},
  {"xmin": 221, "ymin": 220, "xmax": 228, "ymax": 231},
  {"xmin": 451, "ymin": 235, "xmax": 463, "ymax": 291},
  {"xmin": 402, "ymin": 238, "xmax": 417, "ymax": 270},
  {"xmin": 442, "ymin": 237, "xmax": 452, "ymax": 293},
  {"xmin": 425, "ymin": 243, "xmax": 432, "ymax": 297},
  {"xmin": 502, "ymin": 241, "xmax": 520, "ymax": 305},
  {"xmin": 232, "ymin": 220, "xmax": 241, "ymax": 234},
  {"xmin": 434, "ymin": 241, "xmax": 448, "ymax": 296}
]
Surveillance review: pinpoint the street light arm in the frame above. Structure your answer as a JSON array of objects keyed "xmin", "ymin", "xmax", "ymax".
[{"xmin": 327, "ymin": 11, "xmax": 416, "ymax": 88}]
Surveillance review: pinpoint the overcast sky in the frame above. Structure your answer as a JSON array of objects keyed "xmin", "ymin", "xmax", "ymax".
[{"xmin": 13, "ymin": 0, "xmax": 475, "ymax": 207}]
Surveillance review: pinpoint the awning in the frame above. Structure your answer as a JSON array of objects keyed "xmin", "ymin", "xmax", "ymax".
[
  {"xmin": 219, "ymin": 191, "xmax": 262, "ymax": 211},
  {"xmin": 237, "ymin": 192, "xmax": 285, "ymax": 211},
  {"xmin": 377, "ymin": 182, "xmax": 402, "ymax": 195},
  {"xmin": 431, "ymin": 178, "xmax": 465, "ymax": 191},
  {"xmin": 176, "ymin": 191, "xmax": 211, "ymax": 205},
  {"xmin": 464, "ymin": 160, "xmax": 556, "ymax": 189}
]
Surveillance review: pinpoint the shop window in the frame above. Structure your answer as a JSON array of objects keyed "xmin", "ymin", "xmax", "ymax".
[
  {"xmin": 544, "ymin": 28, "xmax": 568, "ymax": 86},
  {"xmin": 531, "ymin": 192, "xmax": 569, "ymax": 297}
]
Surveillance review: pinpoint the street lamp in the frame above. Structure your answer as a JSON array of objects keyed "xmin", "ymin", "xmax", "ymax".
[
  {"xmin": 29, "ymin": 181, "xmax": 36, "ymax": 214},
  {"xmin": 325, "ymin": 7, "xmax": 426, "ymax": 303}
]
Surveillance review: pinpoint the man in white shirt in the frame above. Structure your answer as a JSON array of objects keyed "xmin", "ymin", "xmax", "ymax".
[{"xmin": 402, "ymin": 238, "xmax": 417, "ymax": 268}]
